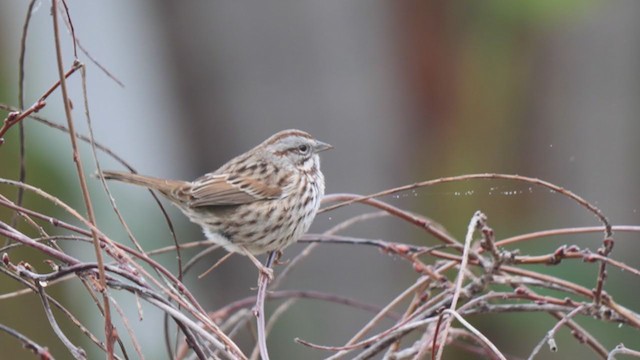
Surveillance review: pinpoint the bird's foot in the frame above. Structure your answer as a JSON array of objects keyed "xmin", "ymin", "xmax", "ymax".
[
  {"xmin": 258, "ymin": 264, "xmax": 274, "ymax": 281},
  {"xmin": 273, "ymin": 250, "xmax": 289, "ymax": 265}
]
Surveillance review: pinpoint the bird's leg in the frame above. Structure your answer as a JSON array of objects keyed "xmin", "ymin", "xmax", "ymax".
[{"xmin": 241, "ymin": 247, "xmax": 274, "ymax": 281}]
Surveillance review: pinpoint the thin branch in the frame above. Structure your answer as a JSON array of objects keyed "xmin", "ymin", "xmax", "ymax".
[
  {"xmin": 608, "ymin": 344, "xmax": 640, "ymax": 360},
  {"xmin": 432, "ymin": 212, "xmax": 484, "ymax": 360},
  {"xmin": 35, "ymin": 280, "xmax": 87, "ymax": 359},
  {"xmin": 250, "ymin": 299, "xmax": 297, "ymax": 360},
  {"xmin": 8, "ymin": 0, "xmax": 39, "ymax": 235},
  {"xmin": 527, "ymin": 305, "xmax": 587, "ymax": 360},
  {"xmin": 212, "ymin": 290, "xmax": 400, "ymax": 323},
  {"xmin": 255, "ymin": 251, "xmax": 276, "ymax": 360},
  {"xmin": 81, "ymin": 65, "xmax": 145, "ymax": 258},
  {"xmin": 438, "ymin": 310, "xmax": 506, "ymax": 360},
  {"xmin": 326, "ymin": 276, "xmax": 433, "ymax": 360},
  {"xmin": 110, "ymin": 296, "xmax": 144, "ymax": 360},
  {"xmin": 0, "ymin": 323, "xmax": 54, "ymax": 360},
  {"xmin": 0, "ymin": 181, "xmax": 228, "ymax": 336},
  {"xmin": 496, "ymin": 225, "xmax": 640, "ymax": 248},
  {"xmin": 321, "ymin": 174, "xmax": 611, "ymax": 235},
  {"xmin": 51, "ymin": 1, "xmax": 115, "ymax": 355},
  {"xmin": 0, "ymin": 64, "xmax": 81, "ymax": 143},
  {"xmin": 322, "ymin": 194, "xmax": 458, "ymax": 246},
  {"xmin": 272, "ymin": 211, "xmax": 389, "ymax": 289}
]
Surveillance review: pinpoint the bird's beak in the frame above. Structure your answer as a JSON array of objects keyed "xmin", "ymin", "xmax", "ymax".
[{"xmin": 314, "ymin": 140, "xmax": 333, "ymax": 153}]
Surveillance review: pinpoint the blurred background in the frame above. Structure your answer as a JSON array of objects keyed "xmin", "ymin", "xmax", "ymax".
[{"xmin": 0, "ymin": 1, "xmax": 639, "ymax": 359}]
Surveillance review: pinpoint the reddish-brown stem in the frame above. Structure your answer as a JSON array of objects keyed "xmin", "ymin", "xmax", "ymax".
[{"xmin": 0, "ymin": 65, "xmax": 81, "ymax": 143}]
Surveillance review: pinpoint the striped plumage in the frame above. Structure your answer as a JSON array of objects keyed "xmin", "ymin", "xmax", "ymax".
[{"xmin": 102, "ymin": 129, "xmax": 331, "ymax": 256}]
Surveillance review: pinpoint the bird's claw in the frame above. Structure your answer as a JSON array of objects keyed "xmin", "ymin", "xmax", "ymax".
[
  {"xmin": 273, "ymin": 250, "xmax": 289, "ymax": 265},
  {"xmin": 259, "ymin": 265, "xmax": 274, "ymax": 281}
]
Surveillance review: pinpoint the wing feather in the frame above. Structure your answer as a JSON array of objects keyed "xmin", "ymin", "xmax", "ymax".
[{"xmin": 184, "ymin": 174, "xmax": 282, "ymax": 207}]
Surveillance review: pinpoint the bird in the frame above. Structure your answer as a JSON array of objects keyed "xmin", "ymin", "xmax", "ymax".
[{"xmin": 101, "ymin": 129, "xmax": 332, "ymax": 278}]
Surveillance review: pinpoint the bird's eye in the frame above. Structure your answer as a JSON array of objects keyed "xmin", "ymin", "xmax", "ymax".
[{"xmin": 298, "ymin": 144, "xmax": 309, "ymax": 153}]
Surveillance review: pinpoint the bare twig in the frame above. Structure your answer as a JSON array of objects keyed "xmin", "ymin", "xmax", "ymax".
[
  {"xmin": 0, "ymin": 63, "xmax": 81, "ymax": 143},
  {"xmin": 0, "ymin": 323, "xmax": 54, "ymax": 360},
  {"xmin": 254, "ymin": 251, "xmax": 277, "ymax": 360},
  {"xmin": 272, "ymin": 211, "xmax": 389, "ymax": 289},
  {"xmin": 7, "ymin": 0, "xmax": 39, "ymax": 235},
  {"xmin": 212, "ymin": 290, "xmax": 401, "ymax": 324},
  {"xmin": 321, "ymin": 174, "xmax": 612, "ymax": 236},
  {"xmin": 438, "ymin": 309, "xmax": 506, "ymax": 360},
  {"xmin": 326, "ymin": 276, "xmax": 433, "ymax": 360},
  {"xmin": 250, "ymin": 298, "xmax": 297, "ymax": 360},
  {"xmin": 35, "ymin": 280, "xmax": 87, "ymax": 359},
  {"xmin": 50, "ymin": 1, "xmax": 115, "ymax": 355},
  {"xmin": 432, "ymin": 211, "xmax": 484, "ymax": 360},
  {"xmin": 527, "ymin": 304, "xmax": 587, "ymax": 360},
  {"xmin": 608, "ymin": 344, "xmax": 640, "ymax": 360},
  {"xmin": 0, "ymin": 181, "xmax": 244, "ymax": 358}
]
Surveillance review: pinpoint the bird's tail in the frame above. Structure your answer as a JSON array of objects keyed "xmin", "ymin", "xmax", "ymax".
[{"xmin": 100, "ymin": 171, "xmax": 187, "ymax": 199}]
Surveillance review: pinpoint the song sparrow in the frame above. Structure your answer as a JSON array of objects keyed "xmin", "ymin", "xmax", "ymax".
[{"xmin": 101, "ymin": 129, "xmax": 331, "ymax": 278}]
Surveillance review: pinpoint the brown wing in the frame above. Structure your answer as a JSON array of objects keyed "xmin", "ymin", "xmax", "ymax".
[{"xmin": 184, "ymin": 174, "xmax": 282, "ymax": 207}]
